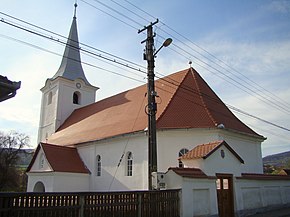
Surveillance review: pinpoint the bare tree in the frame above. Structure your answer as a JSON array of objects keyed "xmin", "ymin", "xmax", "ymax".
[{"xmin": 0, "ymin": 131, "xmax": 30, "ymax": 191}]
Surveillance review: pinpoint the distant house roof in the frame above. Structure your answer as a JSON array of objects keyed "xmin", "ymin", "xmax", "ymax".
[
  {"xmin": 283, "ymin": 169, "xmax": 290, "ymax": 175},
  {"xmin": 47, "ymin": 68, "xmax": 264, "ymax": 146},
  {"xmin": 168, "ymin": 167, "xmax": 210, "ymax": 179},
  {"xmin": 180, "ymin": 140, "xmax": 244, "ymax": 164},
  {"xmin": 27, "ymin": 143, "xmax": 90, "ymax": 174},
  {"xmin": 0, "ymin": 75, "xmax": 21, "ymax": 102}
]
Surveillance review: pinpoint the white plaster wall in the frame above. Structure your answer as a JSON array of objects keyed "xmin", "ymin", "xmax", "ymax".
[
  {"xmin": 27, "ymin": 172, "xmax": 54, "ymax": 192},
  {"xmin": 181, "ymin": 178, "xmax": 218, "ymax": 217},
  {"xmin": 234, "ymin": 178, "xmax": 290, "ymax": 212},
  {"xmin": 52, "ymin": 172, "xmax": 90, "ymax": 192},
  {"xmin": 75, "ymin": 128, "xmax": 264, "ymax": 192},
  {"xmin": 165, "ymin": 170, "xmax": 183, "ymax": 189},
  {"xmin": 157, "ymin": 129, "xmax": 220, "ymax": 172},
  {"xmin": 219, "ymin": 131, "xmax": 264, "ymax": 174},
  {"xmin": 182, "ymin": 158, "xmax": 203, "ymax": 170},
  {"xmin": 38, "ymin": 77, "xmax": 97, "ymax": 143},
  {"xmin": 201, "ymin": 145, "xmax": 243, "ymax": 176},
  {"xmin": 77, "ymin": 133, "xmax": 148, "ymax": 191},
  {"xmin": 38, "ymin": 84, "xmax": 58, "ymax": 143},
  {"xmin": 56, "ymin": 78, "xmax": 96, "ymax": 130},
  {"xmin": 29, "ymin": 148, "xmax": 52, "ymax": 172},
  {"xmin": 27, "ymin": 172, "xmax": 90, "ymax": 192},
  {"xmin": 166, "ymin": 170, "xmax": 218, "ymax": 217}
]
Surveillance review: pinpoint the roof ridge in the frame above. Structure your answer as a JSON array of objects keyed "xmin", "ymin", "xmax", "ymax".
[
  {"xmin": 190, "ymin": 68, "xmax": 217, "ymax": 126},
  {"xmin": 156, "ymin": 69, "xmax": 190, "ymax": 124}
]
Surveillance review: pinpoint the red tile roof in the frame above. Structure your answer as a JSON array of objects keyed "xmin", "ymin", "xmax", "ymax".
[
  {"xmin": 47, "ymin": 68, "xmax": 263, "ymax": 146},
  {"xmin": 27, "ymin": 143, "xmax": 90, "ymax": 174},
  {"xmin": 237, "ymin": 173, "xmax": 290, "ymax": 180},
  {"xmin": 180, "ymin": 140, "xmax": 244, "ymax": 163},
  {"xmin": 168, "ymin": 167, "xmax": 209, "ymax": 178}
]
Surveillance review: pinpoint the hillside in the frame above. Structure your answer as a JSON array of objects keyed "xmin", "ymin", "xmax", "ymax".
[
  {"xmin": 17, "ymin": 149, "xmax": 34, "ymax": 168},
  {"xmin": 263, "ymin": 151, "xmax": 290, "ymax": 168}
]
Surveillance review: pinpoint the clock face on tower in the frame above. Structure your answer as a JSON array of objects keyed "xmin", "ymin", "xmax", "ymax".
[{"xmin": 76, "ymin": 83, "xmax": 81, "ymax": 89}]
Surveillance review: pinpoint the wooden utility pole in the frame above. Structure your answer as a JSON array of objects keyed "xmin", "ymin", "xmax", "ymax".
[{"xmin": 138, "ymin": 20, "xmax": 158, "ymax": 190}]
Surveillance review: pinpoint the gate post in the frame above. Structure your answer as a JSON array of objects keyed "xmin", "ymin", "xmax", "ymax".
[{"xmin": 138, "ymin": 193, "xmax": 142, "ymax": 217}]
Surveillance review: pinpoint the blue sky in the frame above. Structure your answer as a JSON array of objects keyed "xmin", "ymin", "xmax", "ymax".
[{"xmin": 0, "ymin": 0, "xmax": 289, "ymax": 157}]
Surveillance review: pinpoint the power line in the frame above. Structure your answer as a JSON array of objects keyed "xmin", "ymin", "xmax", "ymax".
[
  {"xmin": 0, "ymin": 33, "xmax": 144, "ymax": 84},
  {"xmin": 88, "ymin": 0, "xmax": 290, "ymax": 114},
  {"xmin": 1, "ymin": 11, "xmax": 289, "ymax": 133},
  {"xmin": 81, "ymin": 0, "xmax": 139, "ymax": 30}
]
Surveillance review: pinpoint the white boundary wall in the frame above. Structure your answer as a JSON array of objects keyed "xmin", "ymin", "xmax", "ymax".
[
  {"xmin": 234, "ymin": 177, "xmax": 290, "ymax": 216},
  {"xmin": 166, "ymin": 171, "xmax": 290, "ymax": 217}
]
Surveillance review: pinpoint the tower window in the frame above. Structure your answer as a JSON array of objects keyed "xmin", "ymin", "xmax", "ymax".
[
  {"xmin": 126, "ymin": 152, "xmax": 133, "ymax": 176},
  {"xmin": 73, "ymin": 91, "xmax": 81, "ymax": 104},
  {"xmin": 47, "ymin": 92, "xmax": 52, "ymax": 105},
  {"xmin": 96, "ymin": 155, "xmax": 101, "ymax": 176},
  {"xmin": 39, "ymin": 153, "xmax": 45, "ymax": 169},
  {"xmin": 178, "ymin": 148, "xmax": 189, "ymax": 168}
]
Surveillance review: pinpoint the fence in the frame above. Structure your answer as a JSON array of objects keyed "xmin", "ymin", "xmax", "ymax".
[{"xmin": 0, "ymin": 189, "xmax": 180, "ymax": 217}]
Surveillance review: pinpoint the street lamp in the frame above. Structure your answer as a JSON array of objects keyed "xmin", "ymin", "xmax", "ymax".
[{"xmin": 154, "ymin": 38, "xmax": 172, "ymax": 56}]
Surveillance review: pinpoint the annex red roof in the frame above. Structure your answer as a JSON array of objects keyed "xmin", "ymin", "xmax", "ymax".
[
  {"xmin": 27, "ymin": 143, "xmax": 90, "ymax": 174},
  {"xmin": 47, "ymin": 67, "xmax": 263, "ymax": 146},
  {"xmin": 168, "ymin": 167, "xmax": 209, "ymax": 179},
  {"xmin": 180, "ymin": 140, "xmax": 244, "ymax": 163}
]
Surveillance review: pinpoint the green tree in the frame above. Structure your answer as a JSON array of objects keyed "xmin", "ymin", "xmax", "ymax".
[{"xmin": 0, "ymin": 131, "xmax": 30, "ymax": 191}]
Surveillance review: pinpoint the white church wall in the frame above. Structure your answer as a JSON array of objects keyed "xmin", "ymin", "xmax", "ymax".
[
  {"xmin": 219, "ymin": 131, "xmax": 264, "ymax": 174},
  {"xmin": 38, "ymin": 84, "xmax": 58, "ymax": 143},
  {"xmin": 75, "ymin": 128, "xmax": 264, "ymax": 192},
  {"xmin": 157, "ymin": 129, "xmax": 220, "ymax": 172},
  {"xmin": 197, "ymin": 145, "xmax": 243, "ymax": 176},
  {"xmin": 38, "ymin": 77, "xmax": 97, "ymax": 143},
  {"xmin": 77, "ymin": 133, "xmax": 148, "ymax": 191}
]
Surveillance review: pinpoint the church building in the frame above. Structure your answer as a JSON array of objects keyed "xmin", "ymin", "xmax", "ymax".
[{"xmin": 26, "ymin": 8, "xmax": 290, "ymax": 217}]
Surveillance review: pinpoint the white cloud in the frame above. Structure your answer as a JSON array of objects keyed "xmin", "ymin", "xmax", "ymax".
[{"xmin": 266, "ymin": 0, "xmax": 290, "ymax": 14}]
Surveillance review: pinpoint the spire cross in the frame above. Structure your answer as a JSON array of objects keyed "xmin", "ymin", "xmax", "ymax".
[{"xmin": 74, "ymin": 1, "xmax": 78, "ymax": 18}]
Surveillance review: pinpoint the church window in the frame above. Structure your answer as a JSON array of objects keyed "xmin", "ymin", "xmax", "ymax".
[
  {"xmin": 47, "ymin": 92, "xmax": 52, "ymax": 105},
  {"xmin": 178, "ymin": 148, "xmax": 189, "ymax": 168},
  {"xmin": 126, "ymin": 152, "xmax": 133, "ymax": 176},
  {"xmin": 39, "ymin": 153, "xmax": 45, "ymax": 169},
  {"xmin": 73, "ymin": 91, "xmax": 81, "ymax": 105},
  {"xmin": 96, "ymin": 155, "xmax": 101, "ymax": 176}
]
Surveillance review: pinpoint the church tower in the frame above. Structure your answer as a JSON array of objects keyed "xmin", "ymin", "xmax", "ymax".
[{"xmin": 37, "ymin": 4, "xmax": 98, "ymax": 143}]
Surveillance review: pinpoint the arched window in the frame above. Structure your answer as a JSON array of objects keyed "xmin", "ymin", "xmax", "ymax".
[
  {"xmin": 47, "ymin": 92, "xmax": 52, "ymax": 105},
  {"xmin": 33, "ymin": 181, "xmax": 45, "ymax": 192},
  {"xmin": 73, "ymin": 91, "xmax": 81, "ymax": 105},
  {"xmin": 126, "ymin": 152, "xmax": 133, "ymax": 176},
  {"xmin": 96, "ymin": 155, "xmax": 101, "ymax": 176},
  {"xmin": 178, "ymin": 148, "xmax": 189, "ymax": 168}
]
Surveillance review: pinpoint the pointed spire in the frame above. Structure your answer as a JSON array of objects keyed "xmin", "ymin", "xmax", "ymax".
[{"xmin": 52, "ymin": 3, "xmax": 90, "ymax": 85}]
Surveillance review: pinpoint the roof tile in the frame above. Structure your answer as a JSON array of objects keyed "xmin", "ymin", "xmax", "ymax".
[
  {"xmin": 168, "ymin": 167, "xmax": 208, "ymax": 178},
  {"xmin": 47, "ymin": 68, "xmax": 262, "ymax": 146},
  {"xmin": 180, "ymin": 140, "xmax": 244, "ymax": 163},
  {"xmin": 27, "ymin": 143, "xmax": 90, "ymax": 174}
]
